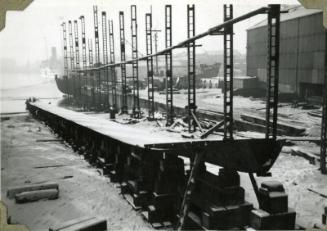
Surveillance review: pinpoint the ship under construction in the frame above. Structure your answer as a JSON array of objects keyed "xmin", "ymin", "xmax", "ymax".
[{"xmin": 21, "ymin": 3, "xmax": 327, "ymax": 230}]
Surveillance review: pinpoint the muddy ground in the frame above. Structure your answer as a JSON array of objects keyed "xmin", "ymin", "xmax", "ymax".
[
  {"xmin": 1, "ymin": 114, "xmax": 153, "ymax": 231},
  {"xmin": 1, "ymin": 113, "xmax": 326, "ymax": 230}
]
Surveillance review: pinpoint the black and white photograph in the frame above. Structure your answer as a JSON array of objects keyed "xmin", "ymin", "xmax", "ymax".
[{"xmin": 0, "ymin": 0, "xmax": 326, "ymax": 230}]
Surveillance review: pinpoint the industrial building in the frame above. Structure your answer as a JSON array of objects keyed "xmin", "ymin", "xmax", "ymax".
[{"xmin": 247, "ymin": 6, "xmax": 325, "ymax": 102}]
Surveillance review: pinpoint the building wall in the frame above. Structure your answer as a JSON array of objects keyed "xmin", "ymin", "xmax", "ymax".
[{"xmin": 246, "ymin": 12, "xmax": 325, "ymax": 96}]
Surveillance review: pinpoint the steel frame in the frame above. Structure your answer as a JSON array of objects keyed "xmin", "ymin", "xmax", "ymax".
[
  {"xmin": 321, "ymin": 30, "xmax": 327, "ymax": 174},
  {"xmin": 165, "ymin": 5, "xmax": 174, "ymax": 126},
  {"xmin": 154, "ymin": 32, "xmax": 159, "ymax": 75},
  {"xmin": 79, "ymin": 16, "xmax": 87, "ymax": 108},
  {"xmin": 101, "ymin": 12, "xmax": 109, "ymax": 109},
  {"xmin": 68, "ymin": 20, "xmax": 76, "ymax": 98},
  {"xmin": 109, "ymin": 19, "xmax": 117, "ymax": 111},
  {"xmin": 80, "ymin": 16, "xmax": 87, "ymax": 70},
  {"xmin": 61, "ymin": 22, "xmax": 69, "ymax": 98},
  {"xmin": 265, "ymin": 5, "xmax": 280, "ymax": 140},
  {"xmin": 223, "ymin": 5, "xmax": 234, "ymax": 140},
  {"xmin": 187, "ymin": 5, "xmax": 196, "ymax": 133},
  {"xmin": 119, "ymin": 11, "xmax": 128, "ymax": 114},
  {"xmin": 62, "ymin": 23, "xmax": 69, "ymax": 77},
  {"xmin": 145, "ymin": 13, "xmax": 155, "ymax": 119},
  {"xmin": 74, "ymin": 20, "xmax": 81, "ymax": 103},
  {"xmin": 93, "ymin": 6, "xmax": 101, "ymax": 109},
  {"xmin": 65, "ymin": 5, "xmax": 282, "ymax": 141},
  {"xmin": 131, "ymin": 5, "xmax": 140, "ymax": 118},
  {"xmin": 82, "ymin": 7, "xmax": 269, "ymax": 72},
  {"xmin": 88, "ymin": 39, "xmax": 95, "ymax": 107}
]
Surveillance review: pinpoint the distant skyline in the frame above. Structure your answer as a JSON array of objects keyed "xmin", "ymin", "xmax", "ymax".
[{"xmin": 0, "ymin": 0, "xmax": 299, "ymax": 67}]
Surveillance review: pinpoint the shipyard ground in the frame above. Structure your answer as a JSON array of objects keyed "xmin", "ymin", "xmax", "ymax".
[
  {"xmin": 1, "ymin": 114, "xmax": 152, "ymax": 231},
  {"xmin": 1, "ymin": 112, "xmax": 326, "ymax": 230}
]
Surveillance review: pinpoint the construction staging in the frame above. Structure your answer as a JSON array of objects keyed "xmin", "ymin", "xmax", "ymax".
[{"xmin": 2, "ymin": 3, "xmax": 327, "ymax": 231}]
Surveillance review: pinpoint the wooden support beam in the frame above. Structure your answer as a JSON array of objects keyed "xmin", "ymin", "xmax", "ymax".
[
  {"xmin": 177, "ymin": 151, "xmax": 205, "ymax": 230},
  {"xmin": 200, "ymin": 120, "xmax": 224, "ymax": 139},
  {"xmin": 191, "ymin": 111, "xmax": 203, "ymax": 132}
]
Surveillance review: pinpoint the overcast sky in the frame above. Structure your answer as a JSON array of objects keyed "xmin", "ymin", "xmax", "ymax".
[{"xmin": 0, "ymin": 0, "xmax": 299, "ymax": 66}]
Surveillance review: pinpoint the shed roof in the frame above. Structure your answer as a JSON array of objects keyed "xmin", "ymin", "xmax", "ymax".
[{"xmin": 247, "ymin": 5, "xmax": 322, "ymax": 30}]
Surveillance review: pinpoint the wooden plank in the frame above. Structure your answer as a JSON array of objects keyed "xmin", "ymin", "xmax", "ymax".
[
  {"xmin": 60, "ymin": 217, "xmax": 107, "ymax": 231},
  {"xmin": 49, "ymin": 216, "xmax": 95, "ymax": 231},
  {"xmin": 7, "ymin": 182, "xmax": 59, "ymax": 199},
  {"xmin": 240, "ymin": 113, "xmax": 305, "ymax": 136},
  {"xmin": 177, "ymin": 151, "xmax": 205, "ymax": 230},
  {"xmin": 191, "ymin": 111, "xmax": 203, "ymax": 132},
  {"xmin": 200, "ymin": 121, "xmax": 224, "ymax": 139},
  {"xmin": 15, "ymin": 189, "xmax": 59, "ymax": 203}
]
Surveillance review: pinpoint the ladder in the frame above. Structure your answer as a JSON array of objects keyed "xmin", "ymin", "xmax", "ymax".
[
  {"xmin": 61, "ymin": 23, "xmax": 69, "ymax": 77},
  {"xmin": 266, "ymin": 5, "xmax": 280, "ymax": 140},
  {"xmin": 119, "ymin": 12, "xmax": 128, "ymax": 114},
  {"xmin": 131, "ymin": 5, "xmax": 140, "ymax": 118},
  {"xmin": 177, "ymin": 151, "xmax": 204, "ymax": 230},
  {"xmin": 223, "ymin": 4, "xmax": 234, "ymax": 140},
  {"xmin": 74, "ymin": 20, "xmax": 81, "ymax": 103},
  {"xmin": 109, "ymin": 20, "xmax": 117, "ymax": 110},
  {"xmin": 101, "ymin": 12, "xmax": 109, "ymax": 108},
  {"xmin": 146, "ymin": 13, "xmax": 155, "ymax": 119},
  {"xmin": 88, "ymin": 39, "xmax": 95, "ymax": 106},
  {"xmin": 79, "ymin": 16, "xmax": 87, "ymax": 108},
  {"xmin": 187, "ymin": 5, "xmax": 196, "ymax": 133},
  {"xmin": 93, "ymin": 6, "xmax": 101, "ymax": 108},
  {"xmin": 165, "ymin": 5, "xmax": 174, "ymax": 126},
  {"xmin": 68, "ymin": 21, "xmax": 75, "ymax": 98},
  {"xmin": 61, "ymin": 23, "xmax": 69, "ymax": 97},
  {"xmin": 80, "ymin": 16, "xmax": 87, "ymax": 70}
]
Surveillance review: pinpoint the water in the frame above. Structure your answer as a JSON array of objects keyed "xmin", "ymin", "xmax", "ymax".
[{"xmin": 0, "ymin": 72, "xmax": 63, "ymax": 113}]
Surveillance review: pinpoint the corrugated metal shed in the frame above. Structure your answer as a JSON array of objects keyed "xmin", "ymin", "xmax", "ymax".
[
  {"xmin": 246, "ymin": 5, "xmax": 325, "ymax": 98},
  {"xmin": 248, "ymin": 6, "xmax": 322, "ymax": 30}
]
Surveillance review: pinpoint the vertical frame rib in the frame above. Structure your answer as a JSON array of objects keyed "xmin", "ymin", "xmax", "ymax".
[
  {"xmin": 131, "ymin": 5, "xmax": 140, "ymax": 118},
  {"xmin": 223, "ymin": 4, "xmax": 234, "ymax": 140},
  {"xmin": 265, "ymin": 5, "xmax": 280, "ymax": 140},
  {"xmin": 165, "ymin": 5, "xmax": 174, "ymax": 126},
  {"xmin": 109, "ymin": 19, "xmax": 117, "ymax": 111},
  {"xmin": 145, "ymin": 13, "xmax": 155, "ymax": 119},
  {"xmin": 187, "ymin": 5, "xmax": 196, "ymax": 132},
  {"xmin": 119, "ymin": 11, "xmax": 128, "ymax": 113}
]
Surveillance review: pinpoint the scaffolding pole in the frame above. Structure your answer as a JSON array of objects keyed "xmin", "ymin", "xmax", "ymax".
[
  {"xmin": 61, "ymin": 22, "xmax": 69, "ymax": 98},
  {"xmin": 93, "ymin": 5, "xmax": 101, "ymax": 109},
  {"xmin": 62, "ymin": 23, "xmax": 69, "ymax": 77},
  {"xmin": 145, "ymin": 13, "xmax": 155, "ymax": 119},
  {"xmin": 131, "ymin": 5, "xmax": 140, "ymax": 118},
  {"xmin": 119, "ymin": 11, "xmax": 128, "ymax": 114},
  {"xmin": 165, "ymin": 5, "xmax": 174, "ymax": 126},
  {"xmin": 79, "ymin": 16, "xmax": 87, "ymax": 109},
  {"xmin": 88, "ymin": 38, "xmax": 95, "ymax": 107},
  {"xmin": 101, "ymin": 12, "xmax": 109, "ymax": 109},
  {"xmin": 187, "ymin": 5, "xmax": 196, "ymax": 133},
  {"xmin": 321, "ymin": 30, "xmax": 327, "ymax": 174},
  {"xmin": 223, "ymin": 5, "xmax": 234, "ymax": 140},
  {"xmin": 154, "ymin": 32, "xmax": 159, "ymax": 75},
  {"xmin": 68, "ymin": 20, "xmax": 75, "ymax": 99},
  {"xmin": 74, "ymin": 20, "xmax": 81, "ymax": 103},
  {"xmin": 109, "ymin": 19, "xmax": 117, "ymax": 111},
  {"xmin": 265, "ymin": 5, "xmax": 280, "ymax": 140}
]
